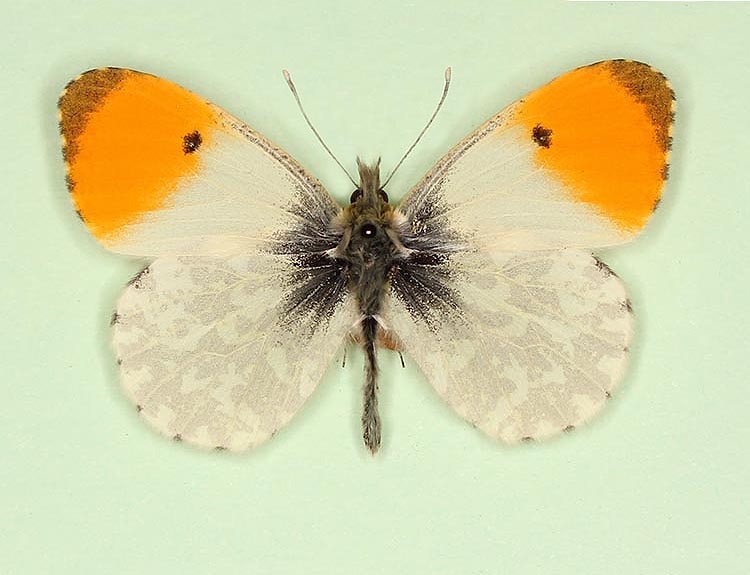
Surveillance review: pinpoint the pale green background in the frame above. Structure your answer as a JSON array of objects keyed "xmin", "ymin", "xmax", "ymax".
[{"xmin": 2, "ymin": 1, "xmax": 748, "ymax": 573}]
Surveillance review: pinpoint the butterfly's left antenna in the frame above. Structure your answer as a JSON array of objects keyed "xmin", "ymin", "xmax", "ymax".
[
  {"xmin": 283, "ymin": 70, "xmax": 358, "ymax": 187},
  {"xmin": 381, "ymin": 67, "xmax": 452, "ymax": 189}
]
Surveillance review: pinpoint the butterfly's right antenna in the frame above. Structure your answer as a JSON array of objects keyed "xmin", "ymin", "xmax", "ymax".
[
  {"xmin": 382, "ymin": 67, "xmax": 452, "ymax": 189},
  {"xmin": 283, "ymin": 70, "xmax": 358, "ymax": 187}
]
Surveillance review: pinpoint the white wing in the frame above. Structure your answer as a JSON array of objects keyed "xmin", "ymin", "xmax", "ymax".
[
  {"xmin": 60, "ymin": 69, "xmax": 357, "ymax": 450},
  {"xmin": 383, "ymin": 249, "xmax": 633, "ymax": 442},
  {"xmin": 59, "ymin": 68, "xmax": 340, "ymax": 257},
  {"xmin": 397, "ymin": 60, "xmax": 674, "ymax": 251},
  {"xmin": 112, "ymin": 255, "xmax": 356, "ymax": 451}
]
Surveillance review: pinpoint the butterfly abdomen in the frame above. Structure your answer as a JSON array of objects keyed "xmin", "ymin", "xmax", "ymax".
[{"xmin": 360, "ymin": 315, "xmax": 382, "ymax": 454}]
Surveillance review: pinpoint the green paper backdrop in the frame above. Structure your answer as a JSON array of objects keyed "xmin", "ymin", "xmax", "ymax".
[{"xmin": 3, "ymin": 1, "xmax": 748, "ymax": 573}]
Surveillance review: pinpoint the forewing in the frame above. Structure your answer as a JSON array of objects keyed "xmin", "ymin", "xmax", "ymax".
[
  {"xmin": 59, "ymin": 68, "xmax": 340, "ymax": 256},
  {"xmin": 397, "ymin": 60, "xmax": 675, "ymax": 251},
  {"xmin": 112, "ymin": 254, "xmax": 356, "ymax": 451},
  {"xmin": 384, "ymin": 249, "xmax": 633, "ymax": 442}
]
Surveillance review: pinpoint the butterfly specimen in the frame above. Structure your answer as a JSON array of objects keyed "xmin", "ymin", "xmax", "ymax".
[{"xmin": 58, "ymin": 60, "xmax": 674, "ymax": 453}]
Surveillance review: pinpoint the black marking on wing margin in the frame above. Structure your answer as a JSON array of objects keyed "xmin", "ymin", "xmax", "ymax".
[
  {"xmin": 126, "ymin": 266, "xmax": 151, "ymax": 289},
  {"xmin": 593, "ymin": 256, "xmax": 618, "ymax": 278}
]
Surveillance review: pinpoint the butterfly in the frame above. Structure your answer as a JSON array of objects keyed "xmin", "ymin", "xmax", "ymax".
[{"xmin": 58, "ymin": 60, "xmax": 674, "ymax": 454}]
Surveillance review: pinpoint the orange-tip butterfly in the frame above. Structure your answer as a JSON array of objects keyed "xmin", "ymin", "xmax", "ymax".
[{"xmin": 58, "ymin": 60, "xmax": 674, "ymax": 453}]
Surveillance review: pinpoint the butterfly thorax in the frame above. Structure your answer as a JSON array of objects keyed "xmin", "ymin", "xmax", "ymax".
[{"xmin": 338, "ymin": 160, "xmax": 401, "ymax": 318}]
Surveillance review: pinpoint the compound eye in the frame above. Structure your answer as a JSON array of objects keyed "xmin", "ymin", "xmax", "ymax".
[
  {"xmin": 350, "ymin": 189, "xmax": 363, "ymax": 204},
  {"xmin": 378, "ymin": 189, "xmax": 389, "ymax": 203},
  {"xmin": 360, "ymin": 223, "xmax": 377, "ymax": 238}
]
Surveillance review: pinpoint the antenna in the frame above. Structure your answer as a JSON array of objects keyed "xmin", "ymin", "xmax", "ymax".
[
  {"xmin": 381, "ymin": 67, "xmax": 452, "ymax": 189},
  {"xmin": 282, "ymin": 70, "xmax": 358, "ymax": 187}
]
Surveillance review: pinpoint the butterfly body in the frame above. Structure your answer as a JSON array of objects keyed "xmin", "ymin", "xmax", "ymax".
[
  {"xmin": 59, "ymin": 61, "xmax": 674, "ymax": 453},
  {"xmin": 338, "ymin": 160, "xmax": 399, "ymax": 323},
  {"xmin": 280, "ymin": 158, "xmax": 460, "ymax": 453}
]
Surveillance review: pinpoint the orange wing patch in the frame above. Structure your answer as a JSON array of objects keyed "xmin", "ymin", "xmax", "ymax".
[
  {"xmin": 514, "ymin": 60, "xmax": 675, "ymax": 232},
  {"xmin": 59, "ymin": 68, "xmax": 219, "ymax": 240}
]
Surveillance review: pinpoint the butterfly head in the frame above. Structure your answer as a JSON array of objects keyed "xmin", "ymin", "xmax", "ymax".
[{"xmin": 345, "ymin": 158, "xmax": 393, "ymax": 238}]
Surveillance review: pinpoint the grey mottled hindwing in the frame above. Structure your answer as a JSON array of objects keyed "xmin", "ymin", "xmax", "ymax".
[{"xmin": 383, "ymin": 248, "xmax": 633, "ymax": 443}]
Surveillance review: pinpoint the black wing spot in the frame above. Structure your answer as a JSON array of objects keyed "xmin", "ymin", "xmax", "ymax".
[
  {"xmin": 563, "ymin": 425, "xmax": 575, "ymax": 433},
  {"xmin": 182, "ymin": 130, "xmax": 202, "ymax": 154},
  {"xmin": 136, "ymin": 404, "xmax": 143, "ymax": 412},
  {"xmin": 173, "ymin": 434, "xmax": 183, "ymax": 442},
  {"xmin": 110, "ymin": 311, "xmax": 120, "ymax": 326},
  {"xmin": 532, "ymin": 124, "xmax": 553, "ymax": 148}
]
